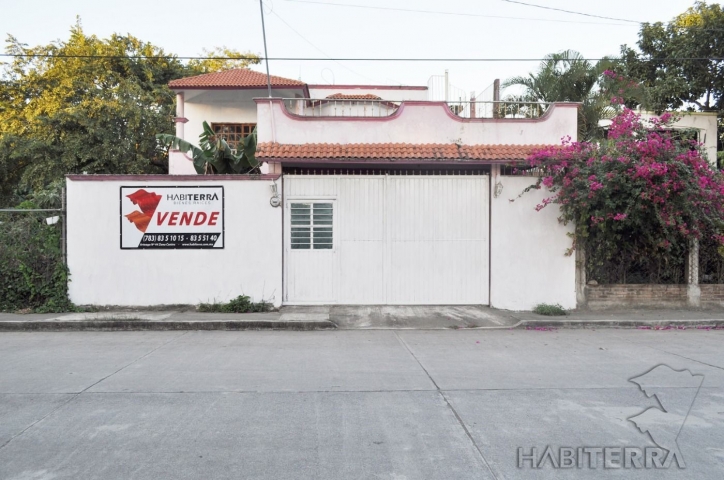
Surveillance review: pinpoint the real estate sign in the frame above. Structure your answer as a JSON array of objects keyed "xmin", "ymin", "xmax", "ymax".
[{"xmin": 120, "ymin": 186, "xmax": 224, "ymax": 249}]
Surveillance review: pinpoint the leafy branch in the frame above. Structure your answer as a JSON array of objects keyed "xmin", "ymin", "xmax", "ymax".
[{"xmin": 157, "ymin": 121, "xmax": 260, "ymax": 175}]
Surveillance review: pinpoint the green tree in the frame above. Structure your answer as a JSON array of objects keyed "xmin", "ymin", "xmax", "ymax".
[
  {"xmin": 618, "ymin": 2, "xmax": 724, "ymax": 167},
  {"xmin": 0, "ymin": 22, "xmax": 261, "ymax": 207},
  {"xmin": 502, "ymin": 50, "xmax": 616, "ymax": 140},
  {"xmin": 187, "ymin": 46, "xmax": 260, "ymax": 75},
  {"xmin": 620, "ymin": 1, "xmax": 724, "ymax": 114},
  {"xmin": 0, "ymin": 22, "xmax": 191, "ymax": 206}
]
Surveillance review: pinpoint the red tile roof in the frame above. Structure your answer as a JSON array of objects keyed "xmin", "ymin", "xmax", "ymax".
[
  {"xmin": 169, "ymin": 69, "xmax": 306, "ymax": 89},
  {"xmin": 257, "ymin": 143, "xmax": 547, "ymax": 162},
  {"xmin": 325, "ymin": 93, "xmax": 383, "ymax": 100}
]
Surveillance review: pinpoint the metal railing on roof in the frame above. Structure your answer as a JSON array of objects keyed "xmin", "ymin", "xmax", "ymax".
[
  {"xmin": 447, "ymin": 101, "xmax": 552, "ymax": 119},
  {"xmin": 280, "ymin": 98, "xmax": 552, "ymax": 119},
  {"xmin": 282, "ymin": 98, "xmax": 400, "ymax": 117}
]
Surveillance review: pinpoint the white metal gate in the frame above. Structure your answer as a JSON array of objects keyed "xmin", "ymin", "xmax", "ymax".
[{"xmin": 284, "ymin": 174, "xmax": 490, "ymax": 305}]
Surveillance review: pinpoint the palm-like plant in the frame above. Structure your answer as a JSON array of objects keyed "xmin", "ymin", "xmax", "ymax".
[
  {"xmin": 157, "ymin": 121, "xmax": 259, "ymax": 174},
  {"xmin": 503, "ymin": 50, "xmax": 617, "ymax": 140}
]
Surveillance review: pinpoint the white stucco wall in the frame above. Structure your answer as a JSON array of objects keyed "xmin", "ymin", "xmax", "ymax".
[
  {"xmin": 307, "ymin": 86, "xmax": 428, "ymax": 101},
  {"xmin": 181, "ymin": 89, "xmax": 300, "ymax": 144},
  {"xmin": 490, "ymin": 175, "xmax": 576, "ymax": 310},
  {"xmin": 171, "ymin": 89, "xmax": 300, "ymax": 174},
  {"xmin": 66, "ymin": 176, "xmax": 282, "ymax": 307},
  {"xmin": 256, "ymin": 99, "xmax": 578, "ymax": 145},
  {"xmin": 169, "ymin": 150, "xmax": 197, "ymax": 175}
]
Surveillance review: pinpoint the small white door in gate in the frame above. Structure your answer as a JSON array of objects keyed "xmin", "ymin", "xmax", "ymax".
[{"xmin": 285, "ymin": 200, "xmax": 337, "ymax": 303}]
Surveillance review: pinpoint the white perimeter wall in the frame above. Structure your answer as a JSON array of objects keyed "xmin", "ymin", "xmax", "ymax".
[
  {"xmin": 257, "ymin": 100, "xmax": 578, "ymax": 145},
  {"xmin": 490, "ymin": 176, "xmax": 576, "ymax": 310},
  {"xmin": 66, "ymin": 177, "xmax": 282, "ymax": 307}
]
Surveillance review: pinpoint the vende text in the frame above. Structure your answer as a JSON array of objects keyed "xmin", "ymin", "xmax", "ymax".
[{"xmin": 157, "ymin": 211, "xmax": 220, "ymax": 226}]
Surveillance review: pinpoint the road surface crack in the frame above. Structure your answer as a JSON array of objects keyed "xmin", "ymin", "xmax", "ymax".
[{"xmin": 393, "ymin": 331, "xmax": 498, "ymax": 480}]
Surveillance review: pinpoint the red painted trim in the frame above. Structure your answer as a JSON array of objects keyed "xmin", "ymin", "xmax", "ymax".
[
  {"xmin": 308, "ymin": 84, "xmax": 428, "ymax": 91},
  {"xmin": 423, "ymin": 101, "xmax": 578, "ymax": 124},
  {"xmin": 173, "ymin": 117, "xmax": 189, "ymax": 124},
  {"xmin": 256, "ymin": 97, "xmax": 406, "ymax": 122},
  {"xmin": 256, "ymin": 98, "xmax": 578, "ymax": 124},
  {"xmin": 66, "ymin": 174, "xmax": 281, "ymax": 181}
]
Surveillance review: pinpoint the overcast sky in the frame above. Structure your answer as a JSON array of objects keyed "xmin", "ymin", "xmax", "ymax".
[{"xmin": 1, "ymin": 0, "xmax": 696, "ymax": 97}]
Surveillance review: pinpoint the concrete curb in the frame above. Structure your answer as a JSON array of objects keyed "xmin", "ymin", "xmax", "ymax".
[
  {"xmin": 0, "ymin": 319, "xmax": 337, "ymax": 332},
  {"xmin": 510, "ymin": 318, "xmax": 724, "ymax": 329},
  {"xmin": 2, "ymin": 316, "xmax": 724, "ymax": 331}
]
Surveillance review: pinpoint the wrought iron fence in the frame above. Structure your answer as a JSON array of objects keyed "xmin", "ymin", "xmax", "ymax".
[
  {"xmin": 584, "ymin": 236, "xmax": 687, "ymax": 285},
  {"xmin": 0, "ymin": 206, "xmax": 67, "ymax": 311},
  {"xmin": 0, "ymin": 206, "xmax": 66, "ymax": 263},
  {"xmin": 699, "ymin": 235, "xmax": 724, "ymax": 284}
]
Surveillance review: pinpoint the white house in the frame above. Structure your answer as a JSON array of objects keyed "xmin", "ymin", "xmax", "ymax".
[{"xmin": 66, "ymin": 68, "xmax": 579, "ymax": 311}]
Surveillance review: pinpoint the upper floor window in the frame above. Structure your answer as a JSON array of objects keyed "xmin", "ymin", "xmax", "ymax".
[{"xmin": 211, "ymin": 123, "xmax": 256, "ymax": 151}]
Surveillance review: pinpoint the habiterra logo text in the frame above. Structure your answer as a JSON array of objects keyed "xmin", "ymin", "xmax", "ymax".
[{"xmin": 167, "ymin": 193, "xmax": 219, "ymax": 203}]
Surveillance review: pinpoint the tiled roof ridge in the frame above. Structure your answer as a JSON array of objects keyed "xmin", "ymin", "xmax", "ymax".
[
  {"xmin": 325, "ymin": 93, "xmax": 383, "ymax": 100},
  {"xmin": 169, "ymin": 68, "xmax": 306, "ymax": 88}
]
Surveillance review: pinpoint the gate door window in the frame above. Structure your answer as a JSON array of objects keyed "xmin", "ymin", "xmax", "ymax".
[{"xmin": 290, "ymin": 203, "xmax": 333, "ymax": 249}]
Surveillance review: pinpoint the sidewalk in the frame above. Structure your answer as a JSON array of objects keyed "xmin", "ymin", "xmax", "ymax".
[{"xmin": 2, "ymin": 305, "xmax": 724, "ymax": 331}]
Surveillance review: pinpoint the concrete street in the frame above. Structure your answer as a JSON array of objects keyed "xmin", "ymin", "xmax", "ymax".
[{"xmin": 1, "ymin": 328, "xmax": 723, "ymax": 479}]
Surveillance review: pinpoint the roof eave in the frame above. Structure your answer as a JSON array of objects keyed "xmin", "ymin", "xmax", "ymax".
[
  {"xmin": 263, "ymin": 157, "xmax": 524, "ymax": 165},
  {"xmin": 169, "ymin": 84, "xmax": 308, "ymax": 93}
]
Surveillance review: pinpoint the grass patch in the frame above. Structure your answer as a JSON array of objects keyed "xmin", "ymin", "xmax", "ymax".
[
  {"xmin": 532, "ymin": 303, "xmax": 567, "ymax": 316},
  {"xmin": 198, "ymin": 295, "xmax": 274, "ymax": 313}
]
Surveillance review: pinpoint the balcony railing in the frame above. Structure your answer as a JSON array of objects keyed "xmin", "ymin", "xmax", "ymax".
[
  {"xmin": 282, "ymin": 98, "xmax": 400, "ymax": 117},
  {"xmin": 281, "ymin": 98, "xmax": 552, "ymax": 119},
  {"xmin": 447, "ymin": 101, "xmax": 552, "ymax": 119}
]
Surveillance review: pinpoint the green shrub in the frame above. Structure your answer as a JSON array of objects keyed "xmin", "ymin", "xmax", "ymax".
[
  {"xmin": 532, "ymin": 303, "xmax": 567, "ymax": 316},
  {"xmin": 0, "ymin": 213, "xmax": 75, "ymax": 312},
  {"xmin": 198, "ymin": 295, "xmax": 273, "ymax": 313}
]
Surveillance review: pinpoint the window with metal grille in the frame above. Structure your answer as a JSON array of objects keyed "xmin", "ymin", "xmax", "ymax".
[
  {"xmin": 290, "ymin": 203, "xmax": 333, "ymax": 250},
  {"xmin": 211, "ymin": 123, "xmax": 256, "ymax": 150}
]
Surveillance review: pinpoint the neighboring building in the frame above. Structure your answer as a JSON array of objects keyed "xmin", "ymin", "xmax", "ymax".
[
  {"xmin": 600, "ymin": 110, "xmax": 718, "ymax": 166},
  {"xmin": 66, "ymin": 68, "xmax": 579, "ymax": 311}
]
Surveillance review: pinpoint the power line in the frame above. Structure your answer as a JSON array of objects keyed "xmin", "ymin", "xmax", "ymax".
[
  {"xmin": 267, "ymin": 4, "xmax": 393, "ymax": 84},
  {"xmin": 1, "ymin": 54, "xmax": 722, "ymax": 62},
  {"xmin": 280, "ymin": 0, "xmax": 635, "ymax": 26},
  {"xmin": 283, "ymin": 0, "xmax": 724, "ymax": 32},
  {"xmin": 501, "ymin": 0, "xmax": 642, "ymax": 24},
  {"xmin": 503, "ymin": 0, "xmax": 724, "ymax": 32}
]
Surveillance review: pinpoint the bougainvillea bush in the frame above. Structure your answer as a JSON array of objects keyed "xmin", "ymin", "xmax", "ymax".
[{"xmin": 523, "ymin": 108, "xmax": 724, "ymax": 284}]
